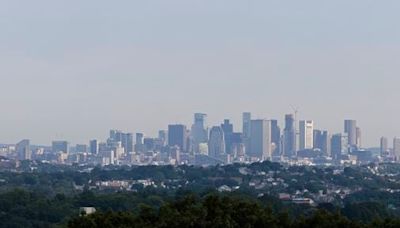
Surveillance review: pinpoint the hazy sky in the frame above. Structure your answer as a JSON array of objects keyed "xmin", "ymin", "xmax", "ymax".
[{"xmin": 1, "ymin": 0, "xmax": 400, "ymax": 146}]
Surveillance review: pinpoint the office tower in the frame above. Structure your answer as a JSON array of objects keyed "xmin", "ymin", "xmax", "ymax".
[
  {"xmin": 158, "ymin": 130, "xmax": 168, "ymax": 146},
  {"xmin": 135, "ymin": 133, "xmax": 144, "ymax": 153},
  {"xmin": 76, "ymin": 144, "xmax": 88, "ymax": 153},
  {"xmin": 191, "ymin": 113, "xmax": 208, "ymax": 153},
  {"xmin": 110, "ymin": 130, "xmax": 133, "ymax": 153},
  {"xmin": 52, "ymin": 141, "xmax": 69, "ymax": 153},
  {"xmin": 313, "ymin": 130, "xmax": 323, "ymax": 149},
  {"xmin": 168, "ymin": 124, "xmax": 187, "ymax": 152},
  {"xmin": 321, "ymin": 131, "xmax": 331, "ymax": 156},
  {"xmin": 299, "ymin": 120, "xmax": 314, "ymax": 150},
  {"xmin": 170, "ymin": 146, "xmax": 181, "ymax": 164},
  {"xmin": 208, "ymin": 126, "xmax": 226, "ymax": 158},
  {"xmin": 380, "ymin": 137, "xmax": 389, "ymax": 157},
  {"xmin": 242, "ymin": 112, "xmax": 252, "ymax": 138},
  {"xmin": 249, "ymin": 119, "xmax": 271, "ymax": 160},
  {"xmin": 90, "ymin": 140, "xmax": 99, "ymax": 154},
  {"xmin": 16, "ymin": 139, "xmax": 31, "ymax": 160},
  {"xmin": 331, "ymin": 134, "xmax": 345, "ymax": 160},
  {"xmin": 230, "ymin": 132, "xmax": 244, "ymax": 156},
  {"xmin": 393, "ymin": 138, "xmax": 400, "ymax": 161},
  {"xmin": 125, "ymin": 133, "xmax": 134, "ymax": 153},
  {"xmin": 356, "ymin": 127, "xmax": 362, "ymax": 148},
  {"xmin": 221, "ymin": 119, "xmax": 233, "ymax": 154},
  {"xmin": 270, "ymin": 120, "xmax": 281, "ymax": 156},
  {"xmin": 143, "ymin": 138, "xmax": 155, "ymax": 152},
  {"xmin": 283, "ymin": 114, "xmax": 296, "ymax": 157},
  {"xmin": 344, "ymin": 120, "xmax": 357, "ymax": 147}
]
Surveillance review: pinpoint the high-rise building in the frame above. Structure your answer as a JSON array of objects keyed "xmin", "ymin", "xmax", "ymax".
[
  {"xmin": 158, "ymin": 130, "xmax": 168, "ymax": 147},
  {"xmin": 270, "ymin": 120, "xmax": 281, "ymax": 156},
  {"xmin": 109, "ymin": 130, "xmax": 133, "ymax": 153},
  {"xmin": 221, "ymin": 119, "xmax": 233, "ymax": 154},
  {"xmin": 90, "ymin": 140, "xmax": 99, "ymax": 154},
  {"xmin": 393, "ymin": 138, "xmax": 400, "ymax": 161},
  {"xmin": 208, "ymin": 126, "xmax": 225, "ymax": 158},
  {"xmin": 76, "ymin": 144, "xmax": 88, "ymax": 153},
  {"xmin": 356, "ymin": 127, "xmax": 362, "ymax": 148},
  {"xmin": 16, "ymin": 139, "xmax": 31, "ymax": 160},
  {"xmin": 321, "ymin": 131, "xmax": 331, "ymax": 156},
  {"xmin": 331, "ymin": 134, "xmax": 345, "ymax": 160},
  {"xmin": 380, "ymin": 137, "xmax": 389, "ymax": 157},
  {"xmin": 344, "ymin": 120, "xmax": 357, "ymax": 147},
  {"xmin": 134, "ymin": 133, "xmax": 145, "ymax": 153},
  {"xmin": 313, "ymin": 130, "xmax": 323, "ymax": 149},
  {"xmin": 249, "ymin": 119, "xmax": 271, "ymax": 160},
  {"xmin": 299, "ymin": 120, "xmax": 314, "ymax": 150},
  {"xmin": 283, "ymin": 114, "xmax": 296, "ymax": 157},
  {"xmin": 52, "ymin": 141, "xmax": 69, "ymax": 154},
  {"xmin": 242, "ymin": 112, "xmax": 252, "ymax": 138},
  {"xmin": 168, "ymin": 124, "xmax": 187, "ymax": 152},
  {"xmin": 191, "ymin": 113, "xmax": 208, "ymax": 153}
]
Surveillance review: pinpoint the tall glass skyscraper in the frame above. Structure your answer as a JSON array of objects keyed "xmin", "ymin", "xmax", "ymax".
[{"xmin": 283, "ymin": 114, "xmax": 296, "ymax": 157}]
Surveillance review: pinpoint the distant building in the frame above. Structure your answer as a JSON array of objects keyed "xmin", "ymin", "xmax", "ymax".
[
  {"xmin": 221, "ymin": 119, "xmax": 233, "ymax": 154},
  {"xmin": 356, "ymin": 127, "xmax": 362, "ymax": 148},
  {"xmin": 76, "ymin": 144, "xmax": 88, "ymax": 153},
  {"xmin": 393, "ymin": 138, "xmax": 400, "ymax": 161},
  {"xmin": 270, "ymin": 120, "xmax": 281, "ymax": 156},
  {"xmin": 299, "ymin": 120, "xmax": 314, "ymax": 150},
  {"xmin": 52, "ymin": 141, "xmax": 69, "ymax": 154},
  {"xmin": 16, "ymin": 139, "xmax": 31, "ymax": 160},
  {"xmin": 168, "ymin": 124, "xmax": 187, "ymax": 152},
  {"xmin": 249, "ymin": 119, "xmax": 271, "ymax": 160},
  {"xmin": 283, "ymin": 114, "xmax": 296, "ymax": 157},
  {"xmin": 313, "ymin": 130, "xmax": 331, "ymax": 156},
  {"xmin": 158, "ymin": 130, "xmax": 168, "ymax": 147},
  {"xmin": 108, "ymin": 130, "xmax": 133, "ymax": 153},
  {"xmin": 135, "ymin": 133, "xmax": 144, "ymax": 153},
  {"xmin": 89, "ymin": 140, "xmax": 99, "ymax": 154},
  {"xmin": 242, "ymin": 112, "xmax": 252, "ymax": 139},
  {"xmin": 242, "ymin": 112, "xmax": 252, "ymax": 154},
  {"xmin": 208, "ymin": 126, "xmax": 226, "ymax": 159},
  {"xmin": 344, "ymin": 120, "xmax": 357, "ymax": 147},
  {"xmin": 191, "ymin": 113, "xmax": 208, "ymax": 153},
  {"xmin": 331, "ymin": 134, "xmax": 346, "ymax": 161},
  {"xmin": 380, "ymin": 137, "xmax": 389, "ymax": 157}
]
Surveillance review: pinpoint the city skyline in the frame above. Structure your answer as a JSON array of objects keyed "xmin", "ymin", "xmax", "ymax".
[
  {"xmin": 0, "ymin": 111, "xmax": 394, "ymax": 148},
  {"xmin": 2, "ymin": 1, "xmax": 400, "ymax": 146}
]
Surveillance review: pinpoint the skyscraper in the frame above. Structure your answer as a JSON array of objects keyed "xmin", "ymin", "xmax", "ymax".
[
  {"xmin": 393, "ymin": 137, "xmax": 400, "ymax": 161},
  {"xmin": 270, "ymin": 120, "xmax": 281, "ymax": 156},
  {"xmin": 356, "ymin": 127, "xmax": 362, "ymax": 148},
  {"xmin": 221, "ymin": 119, "xmax": 233, "ymax": 154},
  {"xmin": 344, "ymin": 120, "xmax": 357, "ymax": 147},
  {"xmin": 380, "ymin": 137, "xmax": 389, "ymax": 157},
  {"xmin": 283, "ymin": 114, "xmax": 296, "ymax": 157},
  {"xmin": 249, "ymin": 119, "xmax": 271, "ymax": 160},
  {"xmin": 191, "ymin": 113, "xmax": 208, "ymax": 153},
  {"xmin": 321, "ymin": 131, "xmax": 331, "ymax": 156},
  {"xmin": 109, "ymin": 130, "xmax": 133, "ymax": 153},
  {"xmin": 16, "ymin": 139, "xmax": 31, "ymax": 160},
  {"xmin": 52, "ymin": 141, "xmax": 69, "ymax": 154},
  {"xmin": 168, "ymin": 124, "xmax": 187, "ymax": 152},
  {"xmin": 158, "ymin": 130, "xmax": 168, "ymax": 146},
  {"xmin": 208, "ymin": 126, "xmax": 225, "ymax": 159},
  {"xmin": 242, "ymin": 112, "xmax": 251, "ymax": 139},
  {"xmin": 135, "ymin": 133, "xmax": 144, "ymax": 153},
  {"xmin": 299, "ymin": 120, "xmax": 314, "ymax": 150},
  {"xmin": 90, "ymin": 140, "xmax": 99, "ymax": 154},
  {"xmin": 331, "ymin": 134, "xmax": 345, "ymax": 161}
]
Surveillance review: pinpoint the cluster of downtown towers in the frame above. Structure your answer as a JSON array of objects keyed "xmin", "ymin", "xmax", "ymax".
[
  {"xmin": 123, "ymin": 113, "xmax": 364, "ymax": 163},
  {"xmin": 14, "ymin": 112, "xmax": 382, "ymax": 165}
]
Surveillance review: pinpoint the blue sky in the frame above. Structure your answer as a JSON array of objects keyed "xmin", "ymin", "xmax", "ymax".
[{"xmin": 1, "ymin": 0, "xmax": 400, "ymax": 146}]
